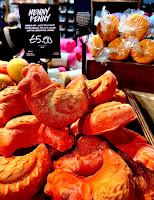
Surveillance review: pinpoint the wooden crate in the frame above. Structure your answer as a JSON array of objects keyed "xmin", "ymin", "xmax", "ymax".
[{"xmin": 87, "ymin": 57, "xmax": 154, "ymax": 93}]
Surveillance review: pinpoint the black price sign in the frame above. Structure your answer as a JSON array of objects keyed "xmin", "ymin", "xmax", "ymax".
[
  {"xmin": 19, "ymin": 4, "xmax": 60, "ymax": 62},
  {"xmin": 76, "ymin": 11, "xmax": 91, "ymax": 37},
  {"xmin": 75, "ymin": 0, "xmax": 91, "ymax": 37}
]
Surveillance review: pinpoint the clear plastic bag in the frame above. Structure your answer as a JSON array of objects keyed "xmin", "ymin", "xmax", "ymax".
[
  {"xmin": 88, "ymin": 33, "xmax": 106, "ymax": 57},
  {"xmin": 96, "ymin": 37, "xmax": 132, "ymax": 63},
  {"xmin": 96, "ymin": 47, "xmax": 115, "ymax": 64},
  {"xmin": 131, "ymin": 38, "xmax": 154, "ymax": 64},
  {"xmin": 119, "ymin": 8, "xmax": 150, "ymax": 41},
  {"xmin": 96, "ymin": 6, "xmax": 119, "ymax": 42}
]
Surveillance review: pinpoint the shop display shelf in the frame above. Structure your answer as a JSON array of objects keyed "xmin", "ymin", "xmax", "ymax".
[
  {"xmin": 87, "ymin": 57, "xmax": 154, "ymax": 94},
  {"xmin": 59, "ymin": 19, "xmax": 66, "ymax": 22},
  {"xmin": 54, "ymin": 0, "xmax": 75, "ymax": 38},
  {"xmin": 67, "ymin": 28, "xmax": 75, "ymax": 32},
  {"xmin": 59, "ymin": 28, "xmax": 66, "ymax": 31},
  {"xmin": 59, "ymin": 10, "xmax": 67, "ymax": 13},
  {"xmin": 67, "ymin": 10, "xmax": 74, "ymax": 14},
  {"xmin": 68, "ymin": 20, "xmax": 75, "ymax": 23}
]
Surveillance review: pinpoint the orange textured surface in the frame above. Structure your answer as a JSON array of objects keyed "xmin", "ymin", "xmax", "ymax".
[
  {"xmin": 121, "ymin": 14, "xmax": 150, "ymax": 41},
  {"xmin": 97, "ymin": 14, "xmax": 119, "ymax": 42},
  {"xmin": 109, "ymin": 89, "xmax": 127, "ymax": 103},
  {"xmin": 88, "ymin": 34, "xmax": 106, "ymax": 57},
  {"xmin": 0, "ymin": 86, "xmax": 29, "ymax": 127},
  {"xmin": 67, "ymin": 70, "xmax": 118, "ymax": 108},
  {"xmin": 108, "ymin": 37, "xmax": 131, "ymax": 60},
  {"xmin": 53, "ymin": 135, "xmax": 110, "ymax": 176},
  {"xmin": 45, "ymin": 149, "xmax": 135, "ymax": 200},
  {"xmin": 17, "ymin": 63, "xmax": 90, "ymax": 128},
  {"xmin": 131, "ymin": 39, "xmax": 154, "ymax": 64},
  {"xmin": 0, "ymin": 144, "xmax": 51, "ymax": 200},
  {"xmin": 0, "ymin": 115, "xmax": 74, "ymax": 156},
  {"xmin": 119, "ymin": 151, "xmax": 154, "ymax": 200},
  {"xmin": 70, "ymin": 102, "xmax": 137, "ymax": 136}
]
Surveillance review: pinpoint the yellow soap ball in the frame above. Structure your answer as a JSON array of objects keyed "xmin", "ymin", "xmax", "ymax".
[
  {"xmin": 7, "ymin": 58, "xmax": 29, "ymax": 83},
  {"xmin": 0, "ymin": 74, "xmax": 14, "ymax": 91}
]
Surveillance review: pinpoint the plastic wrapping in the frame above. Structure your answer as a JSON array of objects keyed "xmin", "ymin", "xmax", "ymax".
[
  {"xmin": 88, "ymin": 34, "xmax": 106, "ymax": 57},
  {"xmin": 119, "ymin": 9, "xmax": 150, "ymax": 41},
  {"xmin": 95, "ymin": 47, "xmax": 115, "ymax": 64},
  {"xmin": 95, "ymin": 8, "xmax": 153, "ymax": 64},
  {"xmin": 112, "ymin": 12, "xmax": 123, "ymax": 22},
  {"xmin": 150, "ymin": 15, "xmax": 154, "ymax": 36},
  {"xmin": 131, "ymin": 39, "xmax": 154, "ymax": 64},
  {"xmin": 96, "ymin": 37, "xmax": 131, "ymax": 63},
  {"xmin": 127, "ymin": 36, "xmax": 142, "ymax": 52},
  {"xmin": 107, "ymin": 37, "xmax": 131, "ymax": 61},
  {"xmin": 96, "ymin": 6, "xmax": 119, "ymax": 42}
]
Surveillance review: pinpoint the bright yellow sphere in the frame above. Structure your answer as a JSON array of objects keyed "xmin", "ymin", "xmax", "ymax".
[{"xmin": 7, "ymin": 58, "xmax": 28, "ymax": 83}]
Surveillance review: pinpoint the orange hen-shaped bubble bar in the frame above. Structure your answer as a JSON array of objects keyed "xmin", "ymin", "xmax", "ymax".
[
  {"xmin": 0, "ymin": 144, "xmax": 51, "ymax": 200},
  {"xmin": 17, "ymin": 63, "xmax": 89, "ymax": 128},
  {"xmin": 102, "ymin": 127, "xmax": 154, "ymax": 171},
  {"xmin": 45, "ymin": 149, "xmax": 135, "ymax": 200},
  {"xmin": 66, "ymin": 70, "xmax": 118, "ymax": 108},
  {"xmin": 70, "ymin": 101, "xmax": 137, "ymax": 136},
  {"xmin": 0, "ymin": 86, "xmax": 29, "ymax": 127},
  {"xmin": 54, "ymin": 135, "xmax": 110, "ymax": 177},
  {"xmin": 0, "ymin": 115, "xmax": 74, "ymax": 157}
]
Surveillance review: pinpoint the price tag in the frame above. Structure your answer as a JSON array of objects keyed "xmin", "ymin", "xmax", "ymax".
[
  {"xmin": 29, "ymin": 34, "xmax": 53, "ymax": 44},
  {"xmin": 75, "ymin": 0, "xmax": 91, "ymax": 37},
  {"xmin": 76, "ymin": 11, "xmax": 91, "ymax": 37},
  {"xmin": 19, "ymin": 4, "xmax": 60, "ymax": 62}
]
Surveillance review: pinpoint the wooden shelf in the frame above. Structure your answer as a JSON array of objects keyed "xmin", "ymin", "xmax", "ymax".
[{"xmin": 87, "ymin": 57, "xmax": 154, "ymax": 93}]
